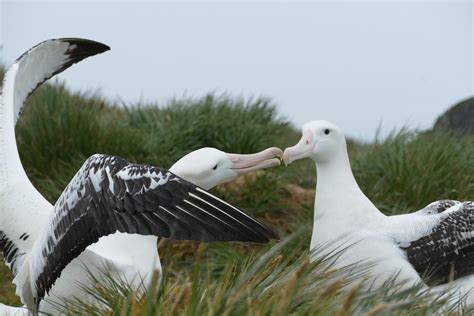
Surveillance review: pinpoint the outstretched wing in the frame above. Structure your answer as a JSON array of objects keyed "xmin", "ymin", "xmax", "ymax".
[
  {"xmin": 25, "ymin": 154, "xmax": 278, "ymax": 304},
  {"xmin": 0, "ymin": 38, "xmax": 109, "ymax": 280},
  {"xmin": 3, "ymin": 38, "xmax": 110, "ymax": 124},
  {"xmin": 402, "ymin": 201, "xmax": 474, "ymax": 285}
]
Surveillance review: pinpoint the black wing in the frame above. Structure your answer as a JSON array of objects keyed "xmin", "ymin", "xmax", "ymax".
[
  {"xmin": 403, "ymin": 201, "xmax": 474, "ymax": 285},
  {"xmin": 27, "ymin": 154, "xmax": 278, "ymax": 303},
  {"xmin": 2, "ymin": 38, "xmax": 109, "ymax": 124}
]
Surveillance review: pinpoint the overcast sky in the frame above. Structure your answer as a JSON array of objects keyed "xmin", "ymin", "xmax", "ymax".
[{"xmin": 1, "ymin": 1, "xmax": 473, "ymax": 141}]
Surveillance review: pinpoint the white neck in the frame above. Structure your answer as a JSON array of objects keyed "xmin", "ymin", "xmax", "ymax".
[
  {"xmin": 313, "ymin": 147, "xmax": 384, "ymax": 226},
  {"xmin": 168, "ymin": 165, "xmax": 215, "ymax": 190}
]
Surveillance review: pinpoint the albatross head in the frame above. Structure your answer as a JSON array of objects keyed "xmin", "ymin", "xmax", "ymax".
[
  {"xmin": 169, "ymin": 147, "xmax": 283, "ymax": 190},
  {"xmin": 282, "ymin": 120, "xmax": 347, "ymax": 165}
]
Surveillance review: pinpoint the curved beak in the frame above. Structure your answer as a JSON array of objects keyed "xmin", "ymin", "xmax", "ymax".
[
  {"xmin": 282, "ymin": 131, "xmax": 314, "ymax": 166},
  {"xmin": 227, "ymin": 147, "xmax": 283, "ymax": 174}
]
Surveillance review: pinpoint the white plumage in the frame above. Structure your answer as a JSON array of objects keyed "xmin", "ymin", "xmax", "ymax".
[
  {"xmin": 0, "ymin": 38, "xmax": 114, "ymax": 313},
  {"xmin": 283, "ymin": 120, "xmax": 474, "ymax": 306}
]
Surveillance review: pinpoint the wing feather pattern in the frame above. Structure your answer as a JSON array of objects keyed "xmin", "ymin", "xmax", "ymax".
[
  {"xmin": 0, "ymin": 38, "xmax": 108, "ymax": 289},
  {"xmin": 24, "ymin": 154, "xmax": 277, "ymax": 306},
  {"xmin": 4, "ymin": 38, "xmax": 110, "ymax": 123},
  {"xmin": 402, "ymin": 201, "xmax": 474, "ymax": 285}
]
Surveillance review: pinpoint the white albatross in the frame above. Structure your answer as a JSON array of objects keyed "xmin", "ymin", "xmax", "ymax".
[
  {"xmin": 282, "ymin": 120, "xmax": 474, "ymax": 306},
  {"xmin": 1, "ymin": 38, "xmax": 280, "ymax": 313}
]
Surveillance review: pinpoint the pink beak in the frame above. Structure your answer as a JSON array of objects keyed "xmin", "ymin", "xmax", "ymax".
[
  {"xmin": 227, "ymin": 147, "xmax": 283, "ymax": 174},
  {"xmin": 282, "ymin": 131, "xmax": 314, "ymax": 166}
]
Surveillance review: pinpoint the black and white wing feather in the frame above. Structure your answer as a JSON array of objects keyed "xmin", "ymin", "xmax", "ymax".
[
  {"xmin": 401, "ymin": 200, "xmax": 474, "ymax": 285},
  {"xmin": 17, "ymin": 154, "xmax": 278, "ymax": 307},
  {"xmin": 0, "ymin": 38, "xmax": 109, "ymax": 282},
  {"xmin": 0, "ymin": 231, "xmax": 27, "ymax": 276},
  {"xmin": 2, "ymin": 38, "xmax": 109, "ymax": 123}
]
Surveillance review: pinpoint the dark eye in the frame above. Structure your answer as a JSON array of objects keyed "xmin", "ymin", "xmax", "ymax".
[
  {"xmin": 212, "ymin": 164, "xmax": 218, "ymax": 170},
  {"xmin": 324, "ymin": 129, "xmax": 330, "ymax": 135}
]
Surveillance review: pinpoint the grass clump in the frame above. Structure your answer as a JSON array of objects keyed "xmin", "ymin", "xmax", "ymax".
[
  {"xmin": 55, "ymin": 234, "xmax": 459, "ymax": 315},
  {"xmin": 15, "ymin": 84, "xmax": 293, "ymax": 203},
  {"xmin": 352, "ymin": 130, "xmax": 474, "ymax": 215}
]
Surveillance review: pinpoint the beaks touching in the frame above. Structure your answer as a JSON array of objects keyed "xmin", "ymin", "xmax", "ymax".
[
  {"xmin": 227, "ymin": 147, "xmax": 283, "ymax": 174},
  {"xmin": 282, "ymin": 131, "xmax": 314, "ymax": 166},
  {"xmin": 225, "ymin": 139, "xmax": 313, "ymax": 171}
]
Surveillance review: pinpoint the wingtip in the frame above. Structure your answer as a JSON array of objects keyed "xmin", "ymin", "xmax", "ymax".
[
  {"xmin": 265, "ymin": 227, "xmax": 280, "ymax": 242},
  {"xmin": 60, "ymin": 38, "xmax": 110, "ymax": 56},
  {"xmin": 246, "ymin": 228, "xmax": 280, "ymax": 244},
  {"xmin": 253, "ymin": 224, "xmax": 280, "ymax": 244},
  {"xmin": 270, "ymin": 230, "xmax": 280, "ymax": 241}
]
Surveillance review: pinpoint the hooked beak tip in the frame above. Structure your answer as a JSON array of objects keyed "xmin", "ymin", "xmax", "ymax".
[
  {"xmin": 259, "ymin": 147, "xmax": 283, "ymax": 160},
  {"xmin": 282, "ymin": 150, "xmax": 291, "ymax": 166},
  {"xmin": 227, "ymin": 147, "xmax": 283, "ymax": 173},
  {"xmin": 267, "ymin": 157, "xmax": 282, "ymax": 168},
  {"xmin": 282, "ymin": 130, "xmax": 314, "ymax": 165},
  {"xmin": 271, "ymin": 147, "xmax": 284, "ymax": 159}
]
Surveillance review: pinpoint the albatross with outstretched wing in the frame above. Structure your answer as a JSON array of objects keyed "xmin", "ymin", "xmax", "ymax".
[
  {"xmin": 15, "ymin": 154, "xmax": 277, "ymax": 308},
  {"xmin": 1, "ymin": 38, "xmax": 279, "ymax": 312},
  {"xmin": 0, "ymin": 37, "xmax": 111, "ymax": 277}
]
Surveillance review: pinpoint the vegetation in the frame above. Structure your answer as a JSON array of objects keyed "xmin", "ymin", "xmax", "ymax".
[
  {"xmin": 1, "ymin": 67, "xmax": 473, "ymax": 314},
  {"xmin": 434, "ymin": 96, "xmax": 474, "ymax": 136}
]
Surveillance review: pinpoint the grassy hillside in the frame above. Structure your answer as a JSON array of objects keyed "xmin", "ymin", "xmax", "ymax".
[{"xmin": 1, "ymin": 68, "xmax": 474, "ymax": 314}]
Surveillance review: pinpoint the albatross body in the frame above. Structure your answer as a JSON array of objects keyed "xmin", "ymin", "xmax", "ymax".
[
  {"xmin": 283, "ymin": 120, "xmax": 474, "ymax": 305},
  {"xmin": 1, "ymin": 38, "xmax": 280, "ymax": 313}
]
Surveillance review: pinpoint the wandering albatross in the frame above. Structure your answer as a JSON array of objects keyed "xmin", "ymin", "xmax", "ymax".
[
  {"xmin": 0, "ymin": 38, "xmax": 280, "ymax": 313},
  {"xmin": 282, "ymin": 120, "xmax": 474, "ymax": 306}
]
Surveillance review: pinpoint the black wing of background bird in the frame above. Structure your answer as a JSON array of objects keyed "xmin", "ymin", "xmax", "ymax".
[
  {"xmin": 2, "ymin": 37, "xmax": 109, "ymax": 124},
  {"xmin": 0, "ymin": 38, "xmax": 109, "ymax": 277},
  {"xmin": 402, "ymin": 201, "xmax": 474, "ymax": 285}
]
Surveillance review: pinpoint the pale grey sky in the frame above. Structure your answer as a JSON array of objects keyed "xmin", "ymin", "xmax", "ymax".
[{"xmin": 1, "ymin": 1, "xmax": 473, "ymax": 141}]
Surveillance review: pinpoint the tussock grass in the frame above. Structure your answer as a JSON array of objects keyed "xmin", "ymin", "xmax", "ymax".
[
  {"xmin": 1, "ymin": 68, "xmax": 473, "ymax": 313},
  {"xmin": 352, "ymin": 130, "xmax": 474, "ymax": 215},
  {"xmin": 55, "ymin": 234, "xmax": 458, "ymax": 315},
  {"xmin": 15, "ymin": 84, "xmax": 293, "ymax": 203}
]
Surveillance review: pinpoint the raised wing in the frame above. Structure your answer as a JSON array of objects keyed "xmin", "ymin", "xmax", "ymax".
[
  {"xmin": 19, "ymin": 154, "xmax": 278, "ymax": 307},
  {"xmin": 0, "ymin": 38, "xmax": 109, "ymax": 282},
  {"xmin": 402, "ymin": 201, "xmax": 474, "ymax": 285},
  {"xmin": 3, "ymin": 38, "xmax": 110, "ymax": 124}
]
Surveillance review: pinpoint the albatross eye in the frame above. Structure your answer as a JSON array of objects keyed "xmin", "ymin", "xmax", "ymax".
[
  {"xmin": 324, "ymin": 129, "xmax": 330, "ymax": 135},
  {"xmin": 212, "ymin": 164, "xmax": 218, "ymax": 170}
]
